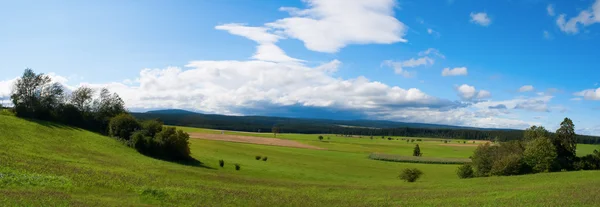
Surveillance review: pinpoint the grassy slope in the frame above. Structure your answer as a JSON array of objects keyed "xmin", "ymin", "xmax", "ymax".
[{"xmin": 0, "ymin": 115, "xmax": 599, "ymax": 206}]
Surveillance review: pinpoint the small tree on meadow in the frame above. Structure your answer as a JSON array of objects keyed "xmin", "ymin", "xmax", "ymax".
[
  {"xmin": 413, "ymin": 144, "xmax": 421, "ymax": 157},
  {"xmin": 399, "ymin": 168, "xmax": 423, "ymax": 182},
  {"xmin": 318, "ymin": 135, "xmax": 324, "ymax": 141},
  {"xmin": 457, "ymin": 164, "xmax": 475, "ymax": 179}
]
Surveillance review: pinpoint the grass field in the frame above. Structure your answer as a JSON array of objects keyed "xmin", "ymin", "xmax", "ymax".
[{"xmin": 2, "ymin": 115, "xmax": 600, "ymax": 206}]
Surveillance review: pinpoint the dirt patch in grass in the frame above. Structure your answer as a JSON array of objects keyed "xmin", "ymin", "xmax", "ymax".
[{"xmin": 189, "ymin": 133, "xmax": 324, "ymax": 150}]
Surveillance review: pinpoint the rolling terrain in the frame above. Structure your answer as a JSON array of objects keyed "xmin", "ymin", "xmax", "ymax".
[{"xmin": 1, "ymin": 114, "xmax": 600, "ymax": 206}]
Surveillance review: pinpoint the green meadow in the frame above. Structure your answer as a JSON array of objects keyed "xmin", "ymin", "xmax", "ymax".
[{"xmin": 2, "ymin": 114, "xmax": 600, "ymax": 206}]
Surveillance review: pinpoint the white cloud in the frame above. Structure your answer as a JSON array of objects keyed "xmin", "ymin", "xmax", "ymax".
[
  {"xmin": 518, "ymin": 85, "xmax": 534, "ymax": 92},
  {"xmin": 382, "ymin": 57, "xmax": 433, "ymax": 77},
  {"xmin": 574, "ymin": 88, "xmax": 600, "ymax": 100},
  {"xmin": 441, "ymin": 67, "xmax": 468, "ymax": 76},
  {"xmin": 547, "ymin": 4, "xmax": 555, "ymax": 17},
  {"xmin": 470, "ymin": 12, "xmax": 491, "ymax": 26},
  {"xmin": 266, "ymin": 0, "xmax": 408, "ymax": 53},
  {"xmin": 427, "ymin": 28, "xmax": 441, "ymax": 38},
  {"xmin": 556, "ymin": 0, "xmax": 600, "ymax": 34},
  {"xmin": 457, "ymin": 84, "xmax": 490, "ymax": 100},
  {"xmin": 215, "ymin": 23, "xmax": 301, "ymax": 63},
  {"xmin": 0, "ymin": 78, "xmax": 17, "ymax": 100},
  {"xmin": 215, "ymin": 23, "xmax": 281, "ymax": 44},
  {"xmin": 543, "ymin": 30, "xmax": 552, "ymax": 39},
  {"xmin": 418, "ymin": 48, "xmax": 445, "ymax": 59}
]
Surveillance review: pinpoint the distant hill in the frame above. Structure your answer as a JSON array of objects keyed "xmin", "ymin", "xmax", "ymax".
[
  {"xmin": 145, "ymin": 109, "xmax": 197, "ymax": 114},
  {"xmin": 132, "ymin": 109, "xmax": 600, "ymax": 144}
]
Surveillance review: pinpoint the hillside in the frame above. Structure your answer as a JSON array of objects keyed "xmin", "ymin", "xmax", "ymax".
[{"xmin": 2, "ymin": 114, "xmax": 600, "ymax": 206}]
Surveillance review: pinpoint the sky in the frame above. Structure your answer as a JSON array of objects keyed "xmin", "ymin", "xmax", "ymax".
[{"xmin": 1, "ymin": 0, "xmax": 600, "ymax": 134}]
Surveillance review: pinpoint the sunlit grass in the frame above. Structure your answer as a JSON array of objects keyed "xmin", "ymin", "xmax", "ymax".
[{"xmin": 1, "ymin": 115, "xmax": 599, "ymax": 206}]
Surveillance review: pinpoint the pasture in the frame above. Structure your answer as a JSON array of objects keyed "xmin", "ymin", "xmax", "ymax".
[{"xmin": 1, "ymin": 115, "xmax": 600, "ymax": 206}]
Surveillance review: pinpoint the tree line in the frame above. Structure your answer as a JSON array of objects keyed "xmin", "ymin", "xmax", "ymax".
[
  {"xmin": 134, "ymin": 112, "xmax": 600, "ymax": 144},
  {"xmin": 458, "ymin": 118, "xmax": 600, "ymax": 178},
  {"xmin": 8, "ymin": 69, "xmax": 191, "ymax": 161}
]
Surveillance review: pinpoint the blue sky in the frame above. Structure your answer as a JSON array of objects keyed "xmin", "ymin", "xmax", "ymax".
[{"xmin": 1, "ymin": 0, "xmax": 600, "ymax": 134}]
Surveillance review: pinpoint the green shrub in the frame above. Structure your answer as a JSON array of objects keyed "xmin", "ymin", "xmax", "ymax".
[
  {"xmin": 524, "ymin": 137, "xmax": 558, "ymax": 173},
  {"xmin": 153, "ymin": 127, "xmax": 191, "ymax": 161},
  {"xmin": 399, "ymin": 168, "xmax": 423, "ymax": 182},
  {"xmin": 255, "ymin": 156, "xmax": 262, "ymax": 160},
  {"xmin": 219, "ymin": 160, "xmax": 225, "ymax": 168},
  {"xmin": 416, "ymin": 139, "xmax": 422, "ymax": 142},
  {"xmin": 262, "ymin": 157, "xmax": 268, "ymax": 161},
  {"xmin": 141, "ymin": 119, "xmax": 163, "ymax": 137},
  {"xmin": 457, "ymin": 164, "xmax": 475, "ymax": 179},
  {"xmin": 490, "ymin": 154, "xmax": 524, "ymax": 176},
  {"xmin": 108, "ymin": 113, "xmax": 141, "ymax": 140},
  {"xmin": 318, "ymin": 135, "xmax": 323, "ymax": 141},
  {"xmin": 235, "ymin": 164, "xmax": 241, "ymax": 171},
  {"xmin": 413, "ymin": 144, "xmax": 421, "ymax": 157},
  {"xmin": 471, "ymin": 142, "xmax": 499, "ymax": 177}
]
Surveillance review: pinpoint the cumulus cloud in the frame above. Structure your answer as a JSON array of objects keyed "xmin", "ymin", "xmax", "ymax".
[
  {"xmin": 518, "ymin": 85, "xmax": 534, "ymax": 92},
  {"xmin": 266, "ymin": 0, "xmax": 408, "ymax": 53},
  {"xmin": 215, "ymin": 23, "xmax": 302, "ymax": 63},
  {"xmin": 456, "ymin": 84, "xmax": 490, "ymax": 100},
  {"xmin": 470, "ymin": 12, "xmax": 491, "ymax": 26},
  {"xmin": 547, "ymin": 4, "xmax": 555, "ymax": 17},
  {"xmin": 574, "ymin": 88, "xmax": 600, "ymax": 100},
  {"xmin": 382, "ymin": 57, "xmax": 433, "ymax": 77},
  {"xmin": 556, "ymin": 0, "xmax": 600, "ymax": 34},
  {"xmin": 441, "ymin": 67, "xmax": 468, "ymax": 76},
  {"xmin": 0, "ymin": 78, "xmax": 17, "ymax": 101}
]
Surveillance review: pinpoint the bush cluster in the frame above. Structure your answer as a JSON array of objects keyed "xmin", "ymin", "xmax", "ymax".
[
  {"xmin": 399, "ymin": 168, "xmax": 423, "ymax": 182},
  {"xmin": 111, "ymin": 117, "xmax": 191, "ymax": 161},
  {"xmin": 464, "ymin": 119, "xmax": 600, "ymax": 178}
]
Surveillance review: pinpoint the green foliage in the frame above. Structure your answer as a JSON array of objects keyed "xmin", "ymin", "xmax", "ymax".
[
  {"xmin": 554, "ymin": 118, "xmax": 577, "ymax": 169},
  {"xmin": 235, "ymin": 164, "xmax": 241, "ymax": 171},
  {"xmin": 141, "ymin": 119, "xmax": 164, "ymax": 138},
  {"xmin": 399, "ymin": 168, "xmax": 423, "ymax": 182},
  {"xmin": 471, "ymin": 142, "xmax": 499, "ymax": 177},
  {"xmin": 456, "ymin": 164, "xmax": 475, "ymax": 179},
  {"xmin": 524, "ymin": 137, "xmax": 558, "ymax": 173},
  {"xmin": 11, "ymin": 69, "xmax": 64, "ymax": 119},
  {"xmin": 574, "ymin": 154, "xmax": 600, "ymax": 170},
  {"xmin": 70, "ymin": 86, "xmax": 94, "ymax": 113},
  {"xmin": 153, "ymin": 127, "xmax": 191, "ymax": 160},
  {"xmin": 490, "ymin": 154, "xmax": 525, "ymax": 176},
  {"xmin": 108, "ymin": 113, "xmax": 141, "ymax": 140},
  {"xmin": 318, "ymin": 135, "xmax": 323, "ymax": 141},
  {"xmin": 413, "ymin": 144, "xmax": 421, "ymax": 156},
  {"xmin": 524, "ymin": 125, "xmax": 550, "ymax": 141},
  {"xmin": 219, "ymin": 160, "xmax": 225, "ymax": 167},
  {"xmin": 255, "ymin": 155, "xmax": 262, "ymax": 160},
  {"xmin": 262, "ymin": 157, "xmax": 268, "ymax": 161}
]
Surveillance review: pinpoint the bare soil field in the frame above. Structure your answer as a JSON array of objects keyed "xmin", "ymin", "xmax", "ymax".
[{"xmin": 189, "ymin": 133, "xmax": 324, "ymax": 150}]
